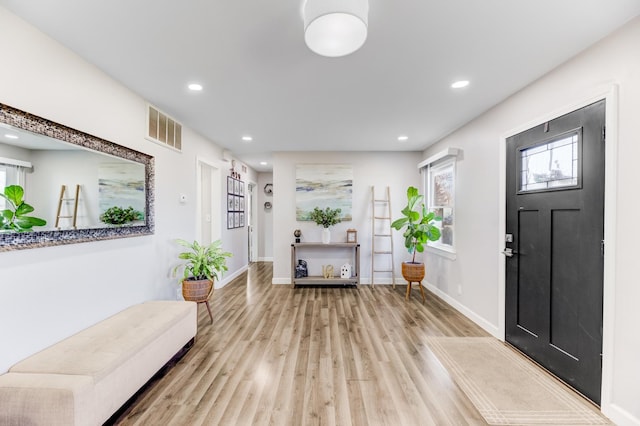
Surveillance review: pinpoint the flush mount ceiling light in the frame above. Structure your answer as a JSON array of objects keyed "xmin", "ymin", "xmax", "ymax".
[
  {"xmin": 304, "ymin": 0, "xmax": 369, "ymax": 57},
  {"xmin": 397, "ymin": 135, "xmax": 409, "ymax": 141},
  {"xmin": 188, "ymin": 83, "xmax": 203, "ymax": 91},
  {"xmin": 241, "ymin": 135, "xmax": 253, "ymax": 142},
  {"xmin": 451, "ymin": 80, "xmax": 470, "ymax": 89}
]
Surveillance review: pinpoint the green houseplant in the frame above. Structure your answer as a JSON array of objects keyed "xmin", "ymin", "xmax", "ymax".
[
  {"xmin": 99, "ymin": 206, "xmax": 143, "ymax": 225},
  {"xmin": 172, "ymin": 239, "xmax": 232, "ymax": 323},
  {"xmin": 0, "ymin": 185, "xmax": 47, "ymax": 232},
  {"xmin": 308, "ymin": 206, "xmax": 342, "ymax": 243},
  {"xmin": 391, "ymin": 186, "xmax": 441, "ymax": 300}
]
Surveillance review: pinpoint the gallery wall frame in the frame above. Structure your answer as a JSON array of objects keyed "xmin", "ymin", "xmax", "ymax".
[{"xmin": 226, "ymin": 176, "xmax": 245, "ymax": 229}]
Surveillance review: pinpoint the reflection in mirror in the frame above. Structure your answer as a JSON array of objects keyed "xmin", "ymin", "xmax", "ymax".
[{"xmin": 0, "ymin": 103, "xmax": 154, "ymax": 251}]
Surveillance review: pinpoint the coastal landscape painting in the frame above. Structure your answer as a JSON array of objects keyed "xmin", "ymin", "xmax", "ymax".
[
  {"xmin": 98, "ymin": 163, "xmax": 146, "ymax": 214},
  {"xmin": 296, "ymin": 164, "xmax": 352, "ymax": 221}
]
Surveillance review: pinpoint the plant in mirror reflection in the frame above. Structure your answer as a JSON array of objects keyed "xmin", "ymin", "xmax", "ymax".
[
  {"xmin": 0, "ymin": 185, "xmax": 47, "ymax": 232},
  {"xmin": 99, "ymin": 206, "xmax": 144, "ymax": 225}
]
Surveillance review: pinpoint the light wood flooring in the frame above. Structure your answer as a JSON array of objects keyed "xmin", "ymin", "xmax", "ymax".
[{"xmin": 113, "ymin": 262, "xmax": 489, "ymax": 425}]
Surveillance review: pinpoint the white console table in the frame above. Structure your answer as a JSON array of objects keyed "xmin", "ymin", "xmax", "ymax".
[{"xmin": 291, "ymin": 242, "xmax": 360, "ymax": 288}]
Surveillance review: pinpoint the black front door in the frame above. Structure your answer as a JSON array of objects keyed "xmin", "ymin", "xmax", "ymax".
[{"xmin": 505, "ymin": 100, "xmax": 605, "ymax": 404}]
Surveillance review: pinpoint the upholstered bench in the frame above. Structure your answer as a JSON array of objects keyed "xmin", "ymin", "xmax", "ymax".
[{"xmin": 0, "ymin": 300, "xmax": 197, "ymax": 426}]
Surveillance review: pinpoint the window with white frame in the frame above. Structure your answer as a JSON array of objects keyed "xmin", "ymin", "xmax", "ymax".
[
  {"xmin": 0, "ymin": 167, "xmax": 5, "ymax": 210},
  {"xmin": 0, "ymin": 162, "xmax": 27, "ymax": 210},
  {"xmin": 420, "ymin": 148, "xmax": 458, "ymax": 253}
]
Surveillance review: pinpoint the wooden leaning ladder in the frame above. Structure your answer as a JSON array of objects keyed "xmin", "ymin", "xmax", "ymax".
[
  {"xmin": 370, "ymin": 186, "xmax": 396, "ymax": 288},
  {"xmin": 55, "ymin": 184, "xmax": 81, "ymax": 229}
]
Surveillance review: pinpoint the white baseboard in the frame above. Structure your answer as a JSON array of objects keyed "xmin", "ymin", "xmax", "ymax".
[
  {"xmin": 272, "ymin": 277, "xmax": 291, "ymax": 285},
  {"xmin": 424, "ymin": 280, "xmax": 501, "ymax": 338},
  {"xmin": 258, "ymin": 257, "xmax": 273, "ymax": 262},
  {"xmin": 218, "ymin": 265, "xmax": 248, "ymax": 289},
  {"xmin": 364, "ymin": 276, "xmax": 406, "ymax": 285},
  {"xmin": 603, "ymin": 403, "xmax": 640, "ymax": 426}
]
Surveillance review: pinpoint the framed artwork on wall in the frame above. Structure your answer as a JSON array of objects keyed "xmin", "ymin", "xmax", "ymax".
[
  {"xmin": 226, "ymin": 176, "xmax": 245, "ymax": 227},
  {"xmin": 227, "ymin": 176, "xmax": 234, "ymax": 194},
  {"xmin": 295, "ymin": 164, "xmax": 353, "ymax": 221}
]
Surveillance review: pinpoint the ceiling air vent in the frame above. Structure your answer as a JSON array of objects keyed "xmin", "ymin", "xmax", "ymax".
[{"xmin": 146, "ymin": 104, "xmax": 182, "ymax": 151}]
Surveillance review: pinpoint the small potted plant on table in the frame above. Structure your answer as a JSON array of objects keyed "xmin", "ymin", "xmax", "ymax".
[
  {"xmin": 391, "ymin": 186, "xmax": 441, "ymax": 301},
  {"xmin": 173, "ymin": 239, "xmax": 232, "ymax": 323},
  {"xmin": 309, "ymin": 206, "xmax": 342, "ymax": 244}
]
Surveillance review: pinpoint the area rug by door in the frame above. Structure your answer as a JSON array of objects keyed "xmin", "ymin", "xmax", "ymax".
[{"xmin": 426, "ymin": 337, "xmax": 610, "ymax": 425}]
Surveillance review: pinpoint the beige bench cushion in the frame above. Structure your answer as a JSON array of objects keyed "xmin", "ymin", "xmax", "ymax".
[
  {"xmin": 4, "ymin": 300, "xmax": 197, "ymax": 425},
  {"xmin": 0, "ymin": 373, "xmax": 94, "ymax": 426},
  {"xmin": 10, "ymin": 301, "xmax": 195, "ymax": 381}
]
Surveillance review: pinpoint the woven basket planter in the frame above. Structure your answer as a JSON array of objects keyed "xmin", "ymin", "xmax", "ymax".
[
  {"xmin": 401, "ymin": 262, "xmax": 425, "ymax": 282},
  {"xmin": 182, "ymin": 278, "xmax": 213, "ymax": 303}
]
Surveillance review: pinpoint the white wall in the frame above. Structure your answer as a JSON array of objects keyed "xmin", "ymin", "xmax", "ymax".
[
  {"xmin": 272, "ymin": 151, "xmax": 423, "ymax": 284},
  {"xmin": 0, "ymin": 8, "xmax": 251, "ymax": 373},
  {"xmin": 257, "ymin": 172, "xmax": 274, "ymax": 260},
  {"xmin": 0, "ymin": 142, "xmax": 31, "ymax": 162},
  {"xmin": 421, "ymin": 16, "xmax": 640, "ymax": 425},
  {"xmin": 220, "ymin": 160, "xmax": 256, "ymax": 280}
]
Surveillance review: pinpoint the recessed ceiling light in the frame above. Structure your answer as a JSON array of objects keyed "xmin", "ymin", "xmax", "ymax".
[
  {"xmin": 260, "ymin": 161, "xmax": 268, "ymax": 166},
  {"xmin": 397, "ymin": 135, "xmax": 409, "ymax": 141},
  {"xmin": 451, "ymin": 80, "xmax": 470, "ymax": 89},
  {"xmin": 242, "ymin": 136, "xmax": 253, "ymax": 142},
  {"xmin": 4, "ymin": 134, "xmax": 18, "ymax": 139},
  {"xmin": 188, "ymin": 83, "xmax": 203, "ymax": 91}
]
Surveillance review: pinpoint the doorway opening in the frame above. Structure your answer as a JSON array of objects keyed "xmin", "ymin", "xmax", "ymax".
[{"xmin": 197, "ymin": 159, "xmax": 221, "ymax": 245}]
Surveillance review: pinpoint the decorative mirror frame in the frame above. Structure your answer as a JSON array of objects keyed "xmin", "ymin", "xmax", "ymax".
[{"xmin": 0, "ymin": 103, "xmax": 154, "ymax": 251}]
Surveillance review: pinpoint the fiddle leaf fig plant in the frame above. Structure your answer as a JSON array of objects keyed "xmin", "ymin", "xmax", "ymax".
[
  {"xmin": 172, "ymin": 239, "xmax": 232, "ymax": 282},
  {"xmin": 0, "ymin": 185, "xmax": 47, "ymax": 232},
  {"xmin": 391, "ymin": 186, "xmax": 441, "ymax": 263}
]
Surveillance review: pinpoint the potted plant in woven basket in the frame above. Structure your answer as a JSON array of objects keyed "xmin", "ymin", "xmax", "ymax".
[
  {"xmin": 391, "ymin": 186, "xmax": 441, "ymax": 299},
  {"xmin": 173, "ymin": 239, "xmax": 232, "ymax": 323}
]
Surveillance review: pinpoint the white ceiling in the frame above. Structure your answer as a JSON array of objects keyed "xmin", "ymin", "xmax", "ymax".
[{"xmin": 1, "ymin": 0, "xmax": 639, "ymax": 172}]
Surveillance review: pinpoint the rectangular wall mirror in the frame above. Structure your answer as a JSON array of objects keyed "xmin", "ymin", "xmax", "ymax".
[{"xmin": 0, "ymin": 103, "xmax": 154, "ymax": 251}]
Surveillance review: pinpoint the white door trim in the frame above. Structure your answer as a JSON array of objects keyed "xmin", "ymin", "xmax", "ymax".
[
  {"xmin": 196, "ymin": 157, "xmax": 223, "ymax": 243},
  {"xmin": 247, "ymin": 181, "xmax": 258, "ymax": 263},
  {"xmin": 498, "ymin": 84, "xmax": 618, "ymax": 413}
]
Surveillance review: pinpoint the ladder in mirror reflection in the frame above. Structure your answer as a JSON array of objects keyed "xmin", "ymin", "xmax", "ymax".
[
  {"xmin": 55, "ymin": 184, "xmax": 81, "ymax": 230},
  {"xmin": 371, "ymin": 186, "xmax": 396, "ymax": 288}
]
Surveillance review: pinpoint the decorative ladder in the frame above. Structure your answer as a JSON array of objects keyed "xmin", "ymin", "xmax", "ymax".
[
  {"xmin": 55, "ymin": 184, "xmax": 81, "ymax": 229},
  {"xmin": 371, "ymin": 186, "xmax": 396, "ymax": 288}
]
